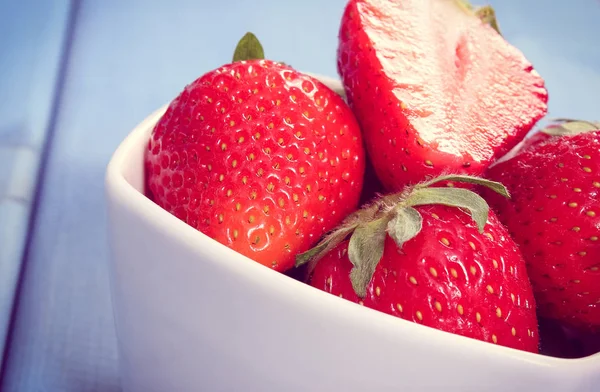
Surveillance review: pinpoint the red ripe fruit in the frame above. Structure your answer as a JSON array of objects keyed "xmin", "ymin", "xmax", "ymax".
[
  {"xmin": 485, "ymin": 121, "xmax": 600, "ymax": 331},
  {"xmin": 146, "ymin": 34, "xmax": 366, "ymax": 272},
  {"xmin": 337, "ymin": 0, "xmax": 548, "ymax": 191},
  {"xmin": 298, "ymin": 175, "xmax": 539, "ymax": 353}
]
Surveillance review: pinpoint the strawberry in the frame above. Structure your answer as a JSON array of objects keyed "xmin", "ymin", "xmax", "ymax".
[
  {"xmin": 145, "ymin": 33, "xmax": 366, "ymax": 272},
  {"xmin": 337, "ymin": 0, "xmax": 548, "ymax": 191},
  {"xmin": 484, "ymin": 122, "xmax": 600, "ymax": 331},
  {"xmin": 297, "ymin": 175, "xmax": 539, "ymax": 352}
]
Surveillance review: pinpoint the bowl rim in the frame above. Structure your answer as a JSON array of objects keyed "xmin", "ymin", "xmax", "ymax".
[{"xmin": 105, "ymin": 73, "xmax": 600, "ymax": 370}]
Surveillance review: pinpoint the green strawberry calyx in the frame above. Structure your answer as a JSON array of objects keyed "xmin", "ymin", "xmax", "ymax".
[
  {"xmin": 540, "ymin": 118, "xmax": 600, "ymax": 137},
  {"xmin": 454, "ymin": 0, "xmax": 501, "ymax": 35},
  {"xmin": 232, "ymin": 32, "xmax": 265, "ymax": 62},
  {"xmin": 296, "ymin": 174, "xmax": 509, "ymax": 298}
]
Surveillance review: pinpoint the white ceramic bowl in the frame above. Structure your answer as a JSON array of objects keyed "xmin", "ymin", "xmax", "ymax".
[{"xmin": 105, "ymin": 75, "xmax": 600, "ymax": 392}]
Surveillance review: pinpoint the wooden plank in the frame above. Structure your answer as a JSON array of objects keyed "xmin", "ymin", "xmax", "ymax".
[{"xmin": 0, "ymin": 0, "xmax": 74, "ymax": 372}]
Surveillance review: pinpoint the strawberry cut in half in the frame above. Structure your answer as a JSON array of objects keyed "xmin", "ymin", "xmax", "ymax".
[{"xmin": 337, "ymin": 0, "xmax": 548, "ymax": 191}]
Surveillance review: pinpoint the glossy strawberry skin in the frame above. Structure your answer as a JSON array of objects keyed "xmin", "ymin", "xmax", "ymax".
[
  {"xmin": 485, "ymin": 132, "xmax": 600, "ymax": 330},
  {"xmin": 309, "ymin": 205, "xmax": 539, "ymax": 353},
  {"xmin": 146, "ymin": 60, "xmax": 365, "ymax": 272},
  {"xmin": 337, "ymin": 0, "xmax": 548, "ymax": 191}
]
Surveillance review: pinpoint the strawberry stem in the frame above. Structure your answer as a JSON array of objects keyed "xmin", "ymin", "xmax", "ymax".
[
  {"xmin": 474, "ymin": 6, "xmax": 500, "ymax": 34},
  {"xmin": 453, "ymin": 1, "xmax": 501, "ymax": 35},
  {"xmin": 405, "ymin": 187, "xmax": 491, "ymax": 232},
  {"xmin": 541, "ymin": 119, "xmax": 600, "ymax": 137},
  {"xmin": 417, "ymin": 174, "xmax": 509, "ymax": 197},
  {"xmin": 232, "ymin": 32, "xmax": 265, "ymax": 62},
  {"xmin": 348, "ymin": 217, "xmax": 389, "ymax": 297}
]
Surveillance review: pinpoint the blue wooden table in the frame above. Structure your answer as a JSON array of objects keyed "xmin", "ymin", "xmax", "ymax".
[{"xmin": 0, "ymin": 0, "xmax": 599, "ymax": 390}]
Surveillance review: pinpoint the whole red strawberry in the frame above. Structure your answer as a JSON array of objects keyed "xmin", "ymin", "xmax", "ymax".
[
  {"xmin": 485, "ymin": 123, "xmax": 600, "ymax": 331},
  {"xmin": 297, "ymin": 175, "xmax": 539, "ymax": 352},
  {"xmin": 337, "ymin": 0, "xmax": 548, "ymax": 191},
  {"xmin": 146, "ymin": 33, "xmax": 366, "ymax": 272}
]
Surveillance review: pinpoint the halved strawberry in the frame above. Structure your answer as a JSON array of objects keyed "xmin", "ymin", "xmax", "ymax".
[{"xmin": 337, "ymin": 0, "xmax": 548, "ymax": 191}]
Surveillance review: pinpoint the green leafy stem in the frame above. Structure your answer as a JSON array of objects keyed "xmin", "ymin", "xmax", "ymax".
[{"xmin": 296, "ymin": 174, "xmax": 509, "ymax": 298}]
